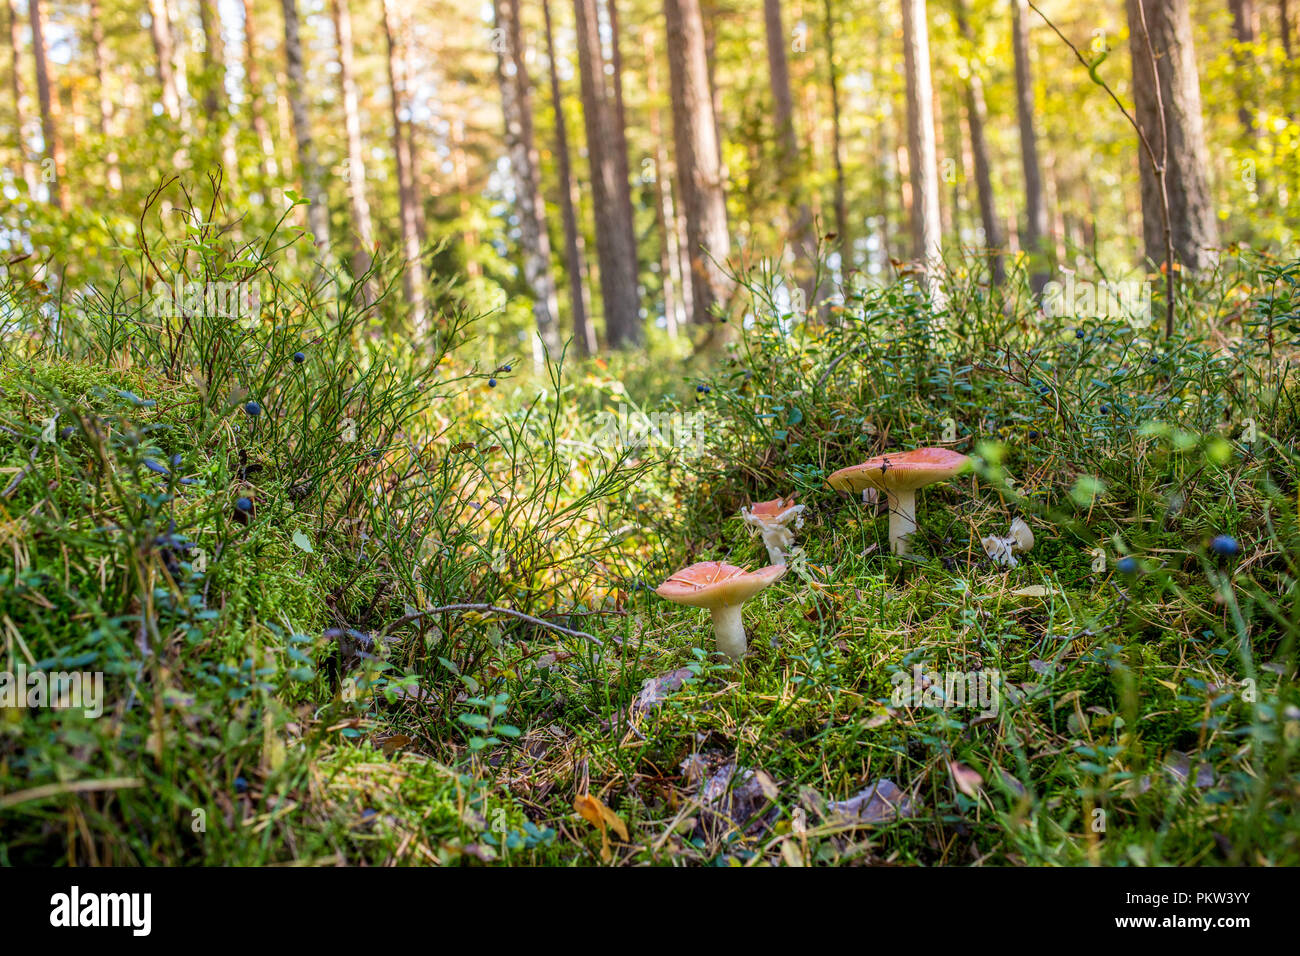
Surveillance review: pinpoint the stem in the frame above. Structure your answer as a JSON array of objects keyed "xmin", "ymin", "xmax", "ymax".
[
  {"xmin": 710, "ymin": 603, "xmax": 747, "ymax": 659},
  {"xmin": 887, "ymin": 487, "xmax": 917, "ymax": 555}
]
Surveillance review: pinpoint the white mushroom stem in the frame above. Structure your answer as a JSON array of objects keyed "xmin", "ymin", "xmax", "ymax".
[
  {"xmin": 887, "ymin": 488, "xmax": 917, "ymax": 555},
  {"xmin": 710, "ymin": 604, "xmax": 748, "ymax": 659}
]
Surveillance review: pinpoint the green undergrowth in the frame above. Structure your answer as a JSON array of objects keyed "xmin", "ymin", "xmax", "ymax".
[{"xmin": 2, "ymin": 201, "xmax": 1299, "ymax": 865}]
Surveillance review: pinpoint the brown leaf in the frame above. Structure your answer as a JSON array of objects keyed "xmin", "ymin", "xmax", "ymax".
[{"xmin": 825, "ymin": 779, "xmax": 917, "ymax": 825}]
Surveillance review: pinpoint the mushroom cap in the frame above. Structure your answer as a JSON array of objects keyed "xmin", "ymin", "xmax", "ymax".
[
  {"xmin": 655, "ymin": 561, "xmax": 787, "ymax": 610},
  {"xmin": 745, "ymin": 495, "xmax": 798, "ymax": 520},
  {"xmin": 827, "ymin": 447, "xmax": 970, "ymax": 495}
]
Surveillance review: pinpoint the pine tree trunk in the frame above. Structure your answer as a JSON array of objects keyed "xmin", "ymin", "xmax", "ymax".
[
  {"xmin": 823, "ymin": 0, "xmax": 850, "ymax": 269},
  {"xmin": 644, "ymin": 24, "xmax": 687, "ymax": 337},
  {"xmin": 381, "ymin": 0, "xmax": 428, "ymax": 335},
  {"xmin": 956, "ymin": 0, "xmax": 1003, "ymax": 285},
  {"xmin": 1126, "ymin": 0, "xmax": 1219, "ymax": 273},
  {"xmin": 147, "ymin": 0, "xmax": 181, "ymax": 121},
  {"xmin": 573, "ymin": 0, "xmax": 641, "ymax": 347},
  {"xmin": 242, "ymin": 0, "xmax": 279, "ymax": 181},
  {"xmin": 901, "ymin": 0, "xmax": 941, "ymax": 273},
  {"xmin": 765, "ymin": 0, "xmax": 818, "ymax": 310},
  {"xmin": 281, "ymin": 0, "xmax": 331, "ymax": 251},
  {"xmin": 28, "ymin": 0, "xmax": 68, "ymax": 211},
  {"xmin": 7, "ymin": 0, "xmax": 36, "ymax": 195},
  {"xmin": 1012, "ymin": 0, "xmax": 1048, "ymax": 291},
  {"xmin": 543, "ymin": 0, "xmax": 597, "ymax": 354},
  {"xmin": 88, "ymin": 0, "xmax": 121, "ymax": 191},
  {"xmin": 494, "ymin": 0, "xmax": 562, "ymax": 364},
  {"xmin": 665, "ymin": 0, "xmax": 731, "ymax": 330},
  {"xmin": 331, "ymin": 0, "xmax": 377, "ymax": 293}
]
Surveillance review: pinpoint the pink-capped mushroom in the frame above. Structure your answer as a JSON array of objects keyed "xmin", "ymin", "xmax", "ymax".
[{"xmin": 655, "ymin": 561, "xmax": 787, "ymax": 659}]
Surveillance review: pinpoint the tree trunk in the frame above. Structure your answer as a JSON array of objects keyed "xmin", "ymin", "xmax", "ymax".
[
  {"xmin": 88, "ymin": 0, "xmax": 121, "ymax": 191},
  {"xmin": 1283, "ymin": 0, "xmax": 1294, "ymax": 59},
  {"xmin": 543, "ymin": 0, "xmax": 598, "ymax": 353},
  {"xmin": 331, "ymin": 0, "xmax": 377, "ymax": 293},
  {"xmin": 1228, "ymin": 0, "xmax": 1261, "ymax": 137},
  {"xmin": 1125, "ymin": 0, "xmax": 1219, "ymax": 273},
  {"xmin": 573, "ymin": 0, "xmax": 641, "ymax": 347},
  {"xmin": 665, "ymin": 0, "xmax": 731, "ymax": 329},
  {"xmin": 901, "ymin": 0, "xmax": 941, "ymax": 274},
  {"xmin": 494, "ymin": 0, "xmax": 562, "ymax": 365},
  {"xmin": 7, "ymin": 0, "xmax": 36, "ymax": 195},
  {"xmin": 823, "ymin": 0, "xmax": 850, "ymax": 270},
  {"xmin": 1012, "ymin": 0, "xmax": 1048, "ymax": 291},
  {"xmin": 242, "ymin": 0, "xmax": 279, "ymax": 181},
  {"xmin": 765, "ymin": 0, "xmax": 818, "ymax": 309},
  {"xmin": 381, "ymin": 0, "xmax": 428, "ymax": 335},
  {"xmin": 644, "ymin": 24, "xmax": 687, "ymax": 337},
  {"xmin": 198, "ymin": 0, "xmax": 239, "ymax": 180},
  {"xmin": 956, "ymin": 0, "xmax": 1003, "ymax": 284},
  {"xmin": 281, "ymin": 0, "xmax": 331, "ymax": 251},
  {"xmin": 147, "ymin": 0, "xmax": 181, "ymax": 121},
  {"xmin": 28, "ymin": 0, "xmax": 67, "ymax": 211}
]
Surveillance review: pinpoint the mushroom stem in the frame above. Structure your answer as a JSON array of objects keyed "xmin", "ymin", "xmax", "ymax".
[
  {"xmin": 710, "ymin": 604, "xmax": 747, "ymax": 659},
  {"xmin": 760, "ymin": 531, "xmax": 788, "ymax": 566},
  {"xmin": 887, "ymin": 488, "xmax": 918, "ymax": 555}
]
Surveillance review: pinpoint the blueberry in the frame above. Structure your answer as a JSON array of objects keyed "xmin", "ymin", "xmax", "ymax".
[
  {"xmin": 1075, "ymin": 329, "xmax": 1085, "ymax": 340},
  {"xmin": 502, "ymin": 364, "xmax": 512, "ymax": 373},
  {"xmin": 293, "ymin": 351, "xmax": 306, "ymax": 364},
  {"xmin": 1210, "ymin": 534, "xmax": 1239, "ymax": 557},
  {"xmin": 697, "ymin": 384, "xmax": 705, "ymax": 393},
  {"xmin": 235, "ymin": 496, "xmax": 253, "ymax": 513},
  {"xmin": 1100, "ymin": 404, "xmax": 1109, "ymax": 414},
  {"xmin": 1116, "ymin": 556, "xmax": 1138, "ymax": 576},
  {"xmin": 234, "ymin": 776, "xmax": 248, "ymax": 794},
  {"xmin": 244, "ymin": 401, "xmax": 262, "ymax": 417},
  {"xmin": 704, "ymin": 385, "xmax": 711, "ymax": 393},
  {"xmin": 1028, "ymin": 430, "xmax": 1040, "ymax": 440},
  {"xmin": 1149, "ymin": 355, "xmax": 1159, "ymax": 366},
  {"xmin": 488, "ymin": 378, "xmax": 497, "ymax": 388}
]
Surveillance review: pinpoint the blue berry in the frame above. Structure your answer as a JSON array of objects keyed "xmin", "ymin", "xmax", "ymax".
[
  {"xmin": 1210, "ymin": 534, "xmax": 1239, "ymax": 557},
  {"xmin": 502, "ymin": 364, "xmax": 512, "ymax": 373},
  {"xmin": 1100, "ymin": 404, "xmax": 1109, "ymax": 414},
  {"xmin": 1028, "ymin": 430, "xmax": 1040, "ymax": 440},
  {"xmin": 1116, "ymin": 556, "xmax": 1138, "ymax": 576},
  {"xmin": 234, "ymin": 776, "xmax": 248, "ymax": 794},
  {"xmin": 293, "ymin": 351, "xmax": 306, "ymax": 364},
  {"xmin": 235, "ymin": 496, "xmax": 253, "ymax": 513},
  {"xmin": 697, "ymin": 384, "xmax": 705, "ymax": 393},
  {"xmin": 1075, "ymin": 329, "xmax": 1085, "ymax": 340},
  {"xmin": 488, "ymin": 378, "xmax": 497, "ymax": 388},
  {"xmin": 244, "ymin": 401, "xmax": 262, "ymax": 417}
]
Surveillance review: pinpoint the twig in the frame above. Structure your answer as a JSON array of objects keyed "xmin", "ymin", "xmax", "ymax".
[{"xmin": 381, "ymin": 603, "xmax": 603, "ymax": 646}]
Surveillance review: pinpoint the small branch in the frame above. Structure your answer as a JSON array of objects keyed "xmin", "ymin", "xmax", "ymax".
[{"xmin": 382, "ymin": 603, "xmax": 603, "ymax": 646}]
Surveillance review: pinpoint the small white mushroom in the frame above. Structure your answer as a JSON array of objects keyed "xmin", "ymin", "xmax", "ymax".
[
  {"xmin": 740, "ymin": 495, "xmax": 806, "ymax": 565},
  {"xmin": 982, "ymin": 517, "xmax": 1036, "ymax": 567}
]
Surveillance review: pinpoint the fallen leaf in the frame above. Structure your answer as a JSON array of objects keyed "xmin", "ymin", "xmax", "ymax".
[
  {"xmin": 291, "ymin": 530, "xmax": 314, "ymax": 553},
  {"xmin": 825, "ymin": 779, "xmax": 916, "ymax": 825},
  {"xmin": 950, "ymin": 761, "xmax": 984, "ymax": 798}
]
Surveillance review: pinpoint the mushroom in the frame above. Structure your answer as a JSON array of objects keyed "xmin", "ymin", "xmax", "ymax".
[
  {"xmin": 655, "ymin": 561, "xmax": 787, "ymax": 659},
  {"xmin": 982, "ymin": 517, "xmax": 1035, "ymax": 568},
  {"xmin": 740, "ymin": 495, "xmax": 805, "ymax": 565},
  {"xmin": 827, "ymin": 447, "xmax": 970, "ymax": 555}
]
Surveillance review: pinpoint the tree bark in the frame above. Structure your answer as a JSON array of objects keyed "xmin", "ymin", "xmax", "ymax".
[
  {"xmin": 823, "ymin": 0, "xmax": 850, "ymax": 269},
  {"xmin": 765, "ymin": 0, "xmax": 818, "ymax": 308},
  {"xmin": 88, "ymin": 0, "xmax": 121, "ymax": 191},
  {"xmin": 494, "ymin": 0, "xmax": 562, "ymax": 365},
  {"xmin": 665, "ymin": 0, "xmax": 731, "ymax": 329},
  {"xmin": 644, "ymin": 24, "xmax": 687, "ymax": 337},
  {"xmin": 543, "ymin": 0, "xmax": 597, "ymax": 354},
  {"xmin": 901, "ymin": 0, "xmax": 941, "ymax": 273},
  {"xmin": 331, "ymin": 0, "xmax": 377, "ymax": 293},
  {"xmin": 1125, "ymin": 0, "xmax": 1219, "ymax": 272},
  {"xmin": 381, "ymin": 0, "xmax": 428, "ymax": 335},
  {"xmin": 1012, "ymin": 0, "xmax": 1048, "ymax": 291},
  {"xmin": 957, "ymin": 0, "xmax": 1004, "ymax": 284},
  {"xmin": 242, "ymin": 0, "xmax": 279, "ymax": 181},
  {"xmin": 573, "ymin": 0, "xmax": 641, "ymax": 347},
  {"xmin": 281, "ymin": 0, "xmax": 331, "ymax": 251},
  {"xmin": 147, "ymin": 0, "xmax": 181, "ymax": 121},
  {"xmin": 7, "ymin": 0, "xmax": 36, "ymax": 195},
  {"xmin": 1228, "ymin": 0, "xmax": 1260, "ymax": 137},
  {"xmin": 28, "ymin": 0, "xmax": 67, "ymax": 211}
]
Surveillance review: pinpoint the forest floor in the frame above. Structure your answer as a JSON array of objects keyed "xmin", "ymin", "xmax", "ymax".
[{"xmin": 2, "ymin": 242, "xmax": 1299, "ymax": 866}]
